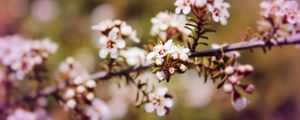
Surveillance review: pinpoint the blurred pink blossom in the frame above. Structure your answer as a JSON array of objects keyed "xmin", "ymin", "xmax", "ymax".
[{"xmin": 31, "ymin": 0, "xmax": 58, "ymax": 23}]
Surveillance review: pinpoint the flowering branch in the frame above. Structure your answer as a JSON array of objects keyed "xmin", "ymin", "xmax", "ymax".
[{"xmin": 90, "ymin": 34, "xmax": 300, "ymax": 81}]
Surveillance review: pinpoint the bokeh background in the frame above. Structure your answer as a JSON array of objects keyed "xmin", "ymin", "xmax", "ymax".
[{"xmin": 1, "ymin": 0, "xmax": 300, "ymax": 119}]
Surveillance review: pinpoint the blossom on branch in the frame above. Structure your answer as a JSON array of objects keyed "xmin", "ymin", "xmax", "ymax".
[
  {"xmin": 92, "ymin": 20, "xmax": 140, "ymax": 59},
  {"xmin": 59, "ymin": 57, "xmax": 97, "ymax": 110},
  {"xmin": 174, "ymin": 0, "xmax": 230, "ymax": 25},
  {"xmin": 144, "ymin": 87, "xmax": 174, "ymax": 116},
  {"xmin": 147, "ymin": 40, "xmax": 190, "ymax": 82},
  {"xmin": 151, "ymin": 11, "xmax": 191, "ymax": 41},
  {"xmin": 258, "ymin": 0, "xmax": 300, "ymax": 39},
  {"xmin": 223, "ymin": 64, "xmax": 254, "ymax": 111},
  {"xmin": 207, "ymin": 0, "xmax": 230, "ymax": 25},
  {"xmin": 0, "ymin": 35, "xmax": 57, "ymax": 80}
]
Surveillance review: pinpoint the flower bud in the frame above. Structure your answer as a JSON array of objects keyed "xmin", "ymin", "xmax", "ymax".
[
  {"xmin": 223, "ymin": 83, "xmax": 233, "ymax": 93},
  {"xmin": 237, "ymin": 65, "xmax": 246, "ymax": 73},
  {"xmin": 64, "ymin": 89, "xmax": 75, "ymax": 99},
  {"xmin": 168, "ymin": 67, "xmax": 176, "ymax": 75},
  {"xmin": 228, "ymin": 75, "xmax": 238, "ymax": 83},
  {"xmin": 245, "ymin": 84, "xmax": 255, "ymax": 94},
  {"xmin": 225, "ymin": 66, "xmax": 234, "ymax": 75},
  {"xmin": 179, "ymin": 64, "xmax": 187, "ymax": 72},
  {"xmin": 73, "ymin": 77, "xmax": 84, "ymax": 85},
  {"xmin": 66, "ymin": 99, "xmax": 76, "ymax": 109},
  {"xmin": 85, "ymin": 80, "xmax": 96, "ymax": 88},
  {"xmin": 76, "ymin": 85, "xmax": 86, "ymax": 93},
  {"xmin": 244, "ymin": 64, "xmax": 254, "ymax": 72},
  {"xmin": 156, "ymin": 71, "xmax": 166, "ymax": 80},
  {"xmin": 86, "ymin": 93, "xmax": 95, "ymax": 101}
]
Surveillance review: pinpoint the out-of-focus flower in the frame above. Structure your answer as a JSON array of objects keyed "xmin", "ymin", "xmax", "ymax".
[
  {"xmin": 92, "ymin": 20, "xmax": 140, "ymax": 59},
  {"xmin": 258, "ymin": 0, "xmax": 300, "ymax": 39},
  {"xmin": 175, "ymin": 0, "xmax": 193, "ymax": 14},
  {"xmin": 207, "ymin": 0, "xmax": 231, "ymax": 25},
  {"xmin": 260, "ymin": 0, "xmax": 298, "ymax": 18},
  {"xmin": 0, "ymin": 35, "xmax": 57, "ymax": 80},
  {"xmin": 174, "ymin": 0, "xmax": 230, "ymax": 25},
  {"xmin": 223, "ymin": 64, "xmax": 254, "ymax": 111},
  {"xmin": 58, "ymin": 57, "xmax": 96, "ymax": 110},
  {"xmin": 120, "ymin": 47, "xmax": 151, "ymax": 67},
  {"xmin": 31, "ymin": 0, "xmax": 58, "ymax": 23},
  {"xmin": 176, "ymin": 70, "xmax": 215, "ymax": 108},
  {"xmin": 85, "ymin": 99, "xmax": 111, "ymax": 120},
  {"xmin": 232, "ymin": 95, "xmax": 249, "ymax": 111},
  {"xmin": 144, "ymin": 87, "xmax": 174, "ymax": 116},
  {"xmin": 150, "ymin": 11, "xmax": 191, "ymax": 41},
  {"xmin": 7, "ymin": 108, "xmax": 37, "ymax": 120},
  {"xmin": 211, "ymin": 44, "xmax": 240, "ymax": 58}
]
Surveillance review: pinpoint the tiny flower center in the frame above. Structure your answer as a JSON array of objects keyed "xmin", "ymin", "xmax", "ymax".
[{"xmin": 107, "ymin": 40, "xmax": 116, "ymax": 49}]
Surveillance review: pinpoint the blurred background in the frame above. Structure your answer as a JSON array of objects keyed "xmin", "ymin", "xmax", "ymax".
[{"xmin": 0, "ymin": 0, "xmax": 300, "ymax": 119}]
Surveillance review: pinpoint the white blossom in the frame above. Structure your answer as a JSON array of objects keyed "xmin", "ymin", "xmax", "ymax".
[
  {"xmin": 92, "ymin": 20, "xmax": 140, "ymax": 59},
  {"xmin": 144, "ymin": 87, "xmax": 174, "ymax": 116},
  {"xmin": 147, "ymin": 39, "xmax": 190, "ymax": 65},
  {"xmin": 98, "ymin": 28, "xmax": 125, "ymax": 59},
  {"xmin": 224, "ymin": 66, "xmax": 234, "ymax": 75},
  {"xmin": 223, "ymin": 83, "xmax": 233, "ymax": 93},
  {"xmin": 150, "ymin": 11, "xmax": 191, "ymax": 40},
  {"xmin": 66, "ymin": 99, "xmax": 77, "ymax": 109},
  {"xmin": 147, "ymin": 40, "xmax": 174, "ymax": 64},
  {"xmin": 64, "ymin": 89, "xmax": 75, "ymax": 99},
  {"xmin": 156, "ymin": 71, "xmax": 167, "ymax": 81},
  {"xmin": 207, "ymin": 0, "xmax": 230, "ymax": 25},
  {"xmin": 175, "ymin": 0, "xmax": 193, "ymax": 14}
]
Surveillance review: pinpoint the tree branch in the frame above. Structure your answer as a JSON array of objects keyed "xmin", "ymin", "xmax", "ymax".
[
  {"xmin": 92, "ymin": 34, "xmax": 300, "ymax": 81},
  {"xmin": 9, "ymin": 34, "xmax": 299, "ymax": 106}
]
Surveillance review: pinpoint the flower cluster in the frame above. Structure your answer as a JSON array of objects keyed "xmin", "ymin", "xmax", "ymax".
[
  {"xmin": 59, "ymin": 57, "xmax": 97, "ymax": 110},
  {"xmin": 144, "ymin": 87, "xmax": 174, "ymax": 116},
  {"xmin": 147, "ymin": 40, "xmax": 190, "ymax": 82},
  {"xmin": 0, "ymin": 35, "xmax": 58, "ymax": 80},
  {"xmin": 92, "ymin": 20, "xmax": 140, "ymax": 59},
  {"xmin": 223, "ymin": 64, "xmax": 255, "ymax": 111},
  {"xmin": 150, "ymin": 11, "xmax": 191, "ymax": 41},
  {"xmin": 174, "ymin": 0, "xmax": 230, "ymax": 25},
  {"xmin": 258, "ymin": 0, "xmax": 300, "ymax": 39}
]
